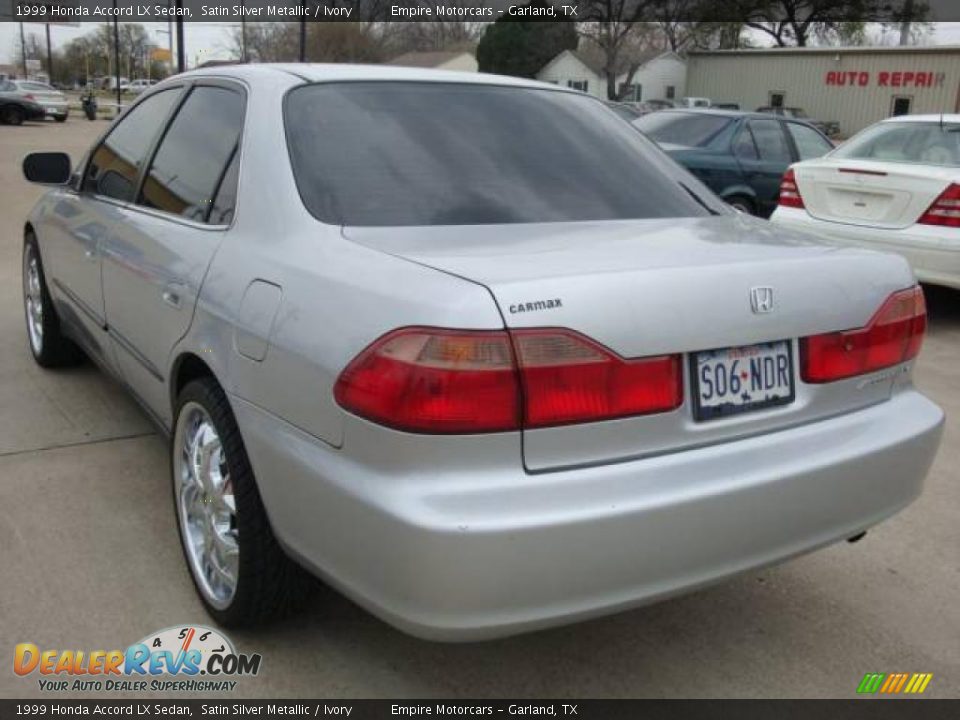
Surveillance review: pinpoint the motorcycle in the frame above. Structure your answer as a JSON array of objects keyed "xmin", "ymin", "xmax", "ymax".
[{"xmin": 81, "ymin": 89, "xmax": 97, "ymax": 121}]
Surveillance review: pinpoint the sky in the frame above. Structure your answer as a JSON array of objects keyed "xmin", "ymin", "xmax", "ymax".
[{"xmin": 3, "ymin": 21, "xmax": 960, "ymax": 72}]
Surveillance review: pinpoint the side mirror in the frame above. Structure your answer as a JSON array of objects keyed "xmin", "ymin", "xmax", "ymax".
[{"xmin": 23, "ymin": 152, "xmax": 72, "ymax": 185}]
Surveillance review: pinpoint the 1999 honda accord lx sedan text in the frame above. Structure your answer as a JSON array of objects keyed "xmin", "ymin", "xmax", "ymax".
[{"xmin": 21, "ymin": 65, "xmax": 944, "ymax": 640}]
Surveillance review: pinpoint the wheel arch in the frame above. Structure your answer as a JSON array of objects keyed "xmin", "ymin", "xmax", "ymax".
[{"xmin": 170, "ymin": 352, "xmax": 220, "ymax": 415}]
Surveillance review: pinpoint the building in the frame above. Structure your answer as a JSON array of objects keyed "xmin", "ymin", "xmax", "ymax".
[
  {"xmin": 687, "ymin": 45, "xmax": 960, "ymax": 136},
  {"xmin": 536, "ymin": 49, "xmax": 686, "ymax": 102},
  {"xmin": 386, "ymin": 51, "xmax": 478, "ymax": 73}
]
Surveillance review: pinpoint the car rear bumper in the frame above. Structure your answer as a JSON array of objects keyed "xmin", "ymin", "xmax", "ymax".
[
  {"xmin": 772, "ymin": 206, "xmax": 960, "ymax": 290},
  {"xmin": 232, "ymin": 389, "xmax": 943, "ymax": 641}
]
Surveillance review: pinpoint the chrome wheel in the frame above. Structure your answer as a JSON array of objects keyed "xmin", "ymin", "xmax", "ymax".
[
  {"xmin": 24, "ymin": 246, "xmax": 44, "ymax": 355},
  {"xmin": 174, "ymin": 402, "xmax": 239, "ymax": 609}
]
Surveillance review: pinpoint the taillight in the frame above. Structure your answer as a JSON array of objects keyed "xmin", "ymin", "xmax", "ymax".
[
  {"xmin": 778, "ymin": 168, "xmax": 805, "ymax": 208},
  {"xmin": 513, "ymin": 329, "xmax": 682, "ymax": 428},
  {"xmin": 918, "ymin": 183, "xmax": 960, "ymax": 227},
  {"xmin": 800, "ymin": 286, "xmax": 926, "ymax": 383},
  {"xmin": 334, "ymin": 327, "xmax": 682, "ymax": 433},
  {"xmin": 24, "ymin": 93, "xmax": 35, "ymax": 101}
]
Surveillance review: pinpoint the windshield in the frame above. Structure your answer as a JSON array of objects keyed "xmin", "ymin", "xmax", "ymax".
[
  {"xmin": 285, "ymin": 82, "xmax": 711, "ymax": 227},
  {"xmin": 832, "ymin": 121, "xmax": 960, "ymax": 167},
  {"xmin": 632, "ymin": 111, "xmax": 733, "ymax": 147}
]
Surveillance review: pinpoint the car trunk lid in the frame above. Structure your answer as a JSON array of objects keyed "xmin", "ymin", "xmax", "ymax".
[
  {"xmin": 795, "ymin": 159, "xmax": 957, "ymax": 229},
  {"xmin": 344, "ymin": 216, "xmax": 915, "ymax": 470}
]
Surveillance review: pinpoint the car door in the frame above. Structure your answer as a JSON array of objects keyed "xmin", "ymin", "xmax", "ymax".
[
  {"xmin": 734, "ymin": 118, "xmax": 794, "ymax": 216},
  {"xmin": 101, "ymin": 81, "xmax": 245, "ymax": 421},
  {"xmin": 40, "ymin": 88, "xmax": 182, "ymax": 362}
]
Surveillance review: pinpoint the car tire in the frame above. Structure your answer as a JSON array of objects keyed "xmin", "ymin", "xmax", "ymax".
[
  {"xmin": 55, "ymin": 115, "xmax": 67, "ymax": 123},
  {"xmin": 22, "ymin": 234, "xmax": 85, "ymax": 368},
  {"xmin": 2, "ymin": 105, "xmax": 25, "ymax": 126},
  {"xmin": 172, "ymin": 378, "xmax": 314, "ymax": 627},
  {"xmin": 726, "ymin": 195, "xmax": 755, "ymax": 215}
]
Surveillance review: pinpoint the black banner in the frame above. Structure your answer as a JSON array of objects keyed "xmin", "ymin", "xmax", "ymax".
[
  {"xmin": 2, "ymin": 0, "xmax": 960, "ymax": 23},
  {"xmin": 1, "ymin": 701, "xmax": 959, "ymax": 719}
]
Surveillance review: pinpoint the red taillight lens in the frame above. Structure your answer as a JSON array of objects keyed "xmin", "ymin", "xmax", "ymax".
[
  {"xmin": 24, "ymin": 93, "xmax": 35, "ymax": 101},
  {"xmin": 334, "ymin": 327, "xmax": 683, "ymax": 433},
  {"xmin": 513, "ymin": 329, "xmax": 682, "ymax": 428},
  {"xmin": 778, "ymin": 168, "xmax": 805, "ymax": 209},
  {"xmin": 918, "ymin": 183, "xmax": 960, "ymax": 227},
  {"xmin": 333, "ymin": 328, "xmax": 520, "ymax": 433},
  {"xmin": 800, "ymin": 286, "xmax": 926, "ymax": 383}
]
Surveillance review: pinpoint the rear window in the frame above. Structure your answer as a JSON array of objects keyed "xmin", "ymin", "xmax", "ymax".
[
  {"xmin": 633, "ymin": 111, "xmax": 733, "ymax": 147},
  {"xmin": 284, "ymin": 82, "xmax": 709, "ymax": 227},
  {"xmin": 832, "ymin": 121, "xmax": 960, "ymax": 167}
]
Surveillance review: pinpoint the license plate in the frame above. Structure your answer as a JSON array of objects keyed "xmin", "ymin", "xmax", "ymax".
[{"xmin": 691, "ymin": 340, "xmax": 795, "ymax": 421}]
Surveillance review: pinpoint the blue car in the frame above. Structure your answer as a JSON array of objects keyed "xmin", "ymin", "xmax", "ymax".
[{"xmin": 634, "ymin": 109, "xmax": 834, "ymax": 217}]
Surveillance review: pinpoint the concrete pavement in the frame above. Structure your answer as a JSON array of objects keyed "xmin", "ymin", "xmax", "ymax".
[{"xmin": 1, "ymin": 117, "xmax": 958, "ymax": 699}]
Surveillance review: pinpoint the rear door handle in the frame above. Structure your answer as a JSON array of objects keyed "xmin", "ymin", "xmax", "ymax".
[{"xmin": 162, "ymin": 283, "xmax": 184, "ymax": 309}]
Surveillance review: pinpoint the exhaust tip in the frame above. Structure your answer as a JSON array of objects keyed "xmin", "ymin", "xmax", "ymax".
[{"xmin": 847, "ymin": 531, "xmax": 867, "ymax": 544}]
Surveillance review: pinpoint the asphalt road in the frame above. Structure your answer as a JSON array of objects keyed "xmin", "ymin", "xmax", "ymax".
[{"xmin": 1, "ymin": 117, "xmax": 958, "ymax": 700}]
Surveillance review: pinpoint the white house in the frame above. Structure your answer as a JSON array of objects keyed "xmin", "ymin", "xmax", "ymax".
[
  {"xmin": 386, "ymin": 51, "xmax": 478, "ymax": 73},
  {"xmin": 536, "ymin": 49, "xmax": 686, "ymax": 102}
]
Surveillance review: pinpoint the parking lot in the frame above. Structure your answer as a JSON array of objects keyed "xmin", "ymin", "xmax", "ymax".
[{"xmin": 1, "ymin": 117, "xmax": 958, "ymax": 699}]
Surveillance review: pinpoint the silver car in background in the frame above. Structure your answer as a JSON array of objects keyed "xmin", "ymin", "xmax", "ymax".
[
  {"xmin": 21, "ymin": 65, "xmax": 944, "ymax": 640},
  {"xmin": 9, "ymin": 79, "xmax": 69, "ymax": 121}
]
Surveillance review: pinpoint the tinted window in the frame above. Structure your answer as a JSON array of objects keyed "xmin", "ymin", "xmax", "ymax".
[
  {"xmin": 139, "ymin": 86, "xmax": 244, "ymax": 222},
  {"xmin": 285, "ymin": 83, "xmax": 708, "ymax": 227},
  {"xmin": 732, "ymin": 126, "xmax": 758, "ymax": 160},
  {"xmin": 833, "ymin": 121, "xmax": 960, "ymax": 167},
  {"xmin": 634, "ymin": 111, "xmax": 733, "ymax": 147},
  {"xmin": 208, "ymin": 149, "xmax": 240, "ymax": 225},
  {"xmin": 747, "ymin": 119, "xmax": 791, "ymax": 163},
  {"xmin": 82, "ymin": 89, "xmax": 180, "ymax": 201},
  {"xmin": 787, "ymin": 122, "xmax": 832, "ymax": 160}
]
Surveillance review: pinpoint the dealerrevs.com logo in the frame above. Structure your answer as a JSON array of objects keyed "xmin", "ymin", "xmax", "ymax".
[{"xmin": 14, "ymin": 625, "xmax": 261, "ymax": 693}]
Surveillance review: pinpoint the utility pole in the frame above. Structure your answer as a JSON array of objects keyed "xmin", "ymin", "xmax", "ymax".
[
  {"xmin": 112, "ymin": 4, "xmax": 121, "ymax": 110},
  {"xmin": 19, "ymin": 22, "xmax": 27, "ymax": 77},
  {"xmin": 176, "ymin": 3, "xmax": 185, "ymax": 72},
  {"xmin": 45, "ymin": 23, "xmax": 53, "ymax": 83}
]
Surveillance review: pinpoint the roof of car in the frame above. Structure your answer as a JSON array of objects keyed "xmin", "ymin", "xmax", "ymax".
[
  {"xmin": 169, "ymin": 62, "xmax": 562, "ymax": 92},
  {"xmin": 653, "ymin": 108, "xmax": 776, "ymax": 121},
  {"xmin": 879, "ymin": 114, "xmax": 960, "ymax": 123}
]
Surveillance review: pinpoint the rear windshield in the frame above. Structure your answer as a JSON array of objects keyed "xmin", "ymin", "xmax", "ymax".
[
  {"xmin": 832, "ymin": 121, "xmax": 960, "ymax": 167},
  {"xmin": 632, "ymin": 111, "xmax": 733, "ymax": 147},
  {"xmin": 284, "ymin": 82, "xmax": 710, "ymax": 226}
]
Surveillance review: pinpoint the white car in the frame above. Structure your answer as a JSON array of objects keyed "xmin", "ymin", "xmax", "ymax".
[
  {"xmin": 123, "ymin": 79, "xmax": 156, "ymax": 95},
  {"xmin": 771, "ymin": 115, "xmax": 960, "ymax": 290}
]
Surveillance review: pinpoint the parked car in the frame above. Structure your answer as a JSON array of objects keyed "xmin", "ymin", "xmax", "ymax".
[
  {"xmin": 643, "ymin": 98, "xmax": 675, "ymax": 111},
  {"xmin": 634, "ymin": 109, "xmax": 835, "ymax": 216},
  {"xmin": 603, "ymin": 100, "xmax": 642, "ymax": 121},
  {"xmin": 6, "ymin": 79, "xmax": 68, "ymax": 122},
  {"xmin": 757, "ymin": 106, "xmax": 840, "ymax": 138},
  {"xmin": 0, "ymin": 81, "xmax": 46, "ymax": 125},
  {"xmin": 771, "ymin": 115, "xmax": 960, "ymax": 290},
  {"xmin": 20, "ymin": 66, "xmax": 943, "ymax": 640},
  {"xmin": 676, "ymin": 96, "xmax": 712, "ymax": 108},
  {"xmin": 123, "ymin": 79, "xmax": 156, "ymax": 95},
  {"xmin": 711, "ymin": 102, "xmax": 740, "ymax": 110}
]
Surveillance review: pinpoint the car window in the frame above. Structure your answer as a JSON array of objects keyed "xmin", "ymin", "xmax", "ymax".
[
  {"xmin": 21, "ymin": 82, "xmax": 52, "ymax": 92},
  {"xmin": 82, "ymin": 89, "xmax": 181, "ymax": 201},
  {"xmin": 787, "ymin": 122, "xmax": 833, "ymax": 160},
  {"xmin": 207, "ymin": 149, "xmax": 240, "ymax": 225},
  {"xmin": 633, "ymin": 111, "xmax": 734, "ymax": 147},
  {"xmin": 747, "ymin": 119, "xmax": 792, "ymax": 163},
  {"xmin": 732, "ymin": 126, "xmax": 759, "ymax": 160},
  {"xmin": 0, "ymin": 81, "xmax": 15, "ymax": 92},
  {"xmin": 286, "ymin": 82, "xmax": 710, "ymax": 227},
  {"xmin": 138, "ymin": 85, "xmax": 244, "ymax": 222},
  {"xmin": 832, "ymin": 121, "xmax": 960, "ymax": 167}
]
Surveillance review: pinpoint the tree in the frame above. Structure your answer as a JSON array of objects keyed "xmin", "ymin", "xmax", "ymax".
[
  {"xmin": 578, "ymin": 0, "xmax": 666, "ymax": 100},
  {"xmin": 476, "ymin": 1, "xmax": 578, "ymax": 78}
]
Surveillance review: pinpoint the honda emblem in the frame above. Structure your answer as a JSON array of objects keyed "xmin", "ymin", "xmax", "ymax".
[{"xmin": 750, "ymin": 287, "xmax": 774, "ymax": 314}]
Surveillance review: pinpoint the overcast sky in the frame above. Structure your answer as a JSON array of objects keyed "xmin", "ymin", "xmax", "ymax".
[{"xmin": 4, "ymin": 21, "xmax": 960, "ymax": 70}]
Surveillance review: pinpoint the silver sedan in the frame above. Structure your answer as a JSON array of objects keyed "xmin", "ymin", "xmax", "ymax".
[{"xmin": 21, "ymin": 65, "xmax": 944, "ymax": 640}]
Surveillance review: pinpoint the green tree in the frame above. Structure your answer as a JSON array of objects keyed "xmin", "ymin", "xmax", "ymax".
[{"xmin": 476, "ymin": 1, "xmax": 578, "ymax": 78}]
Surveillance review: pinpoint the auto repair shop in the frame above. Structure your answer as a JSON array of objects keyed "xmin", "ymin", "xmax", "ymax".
[{"xmin": 685, "ymin": 45, "xmax": 960, "ymax": 137}]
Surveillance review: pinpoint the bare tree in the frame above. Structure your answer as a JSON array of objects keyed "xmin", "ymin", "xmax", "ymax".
[{"xmin": 579, "ymin": 0, "xmax": 665, "ymax": 100}]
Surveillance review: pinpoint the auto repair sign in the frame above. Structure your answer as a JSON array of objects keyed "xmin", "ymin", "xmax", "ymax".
[{"xmin": 824, "ymin": 70, "xmax": 947, "ymax": 88}]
